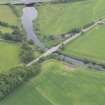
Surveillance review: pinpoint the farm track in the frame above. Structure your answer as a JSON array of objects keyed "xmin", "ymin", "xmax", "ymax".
[{"xmin": 27, "ymin": 18, "xmax": 105, "ymax": 68}]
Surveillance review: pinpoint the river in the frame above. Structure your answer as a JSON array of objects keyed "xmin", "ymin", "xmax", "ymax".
[{"xmin": 21, "ymin": 3, "xmax": 47, "ymax": 51}]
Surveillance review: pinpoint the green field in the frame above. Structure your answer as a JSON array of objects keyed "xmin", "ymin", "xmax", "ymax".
[
  {"xmin": 0, "ymin": 42, "xmax": 20, "ymax": 72},
  {"xmin": 0, "ymin": 5, "xmax": 18, "ymax": 25},
  {"xmin": 0, "ymin": 27, "xmax": 13, "ymax": 34},
  {"xmin": 62, "ymin": 25, "xmax": 105, "ymax": 63},
  {"xmin": 36, "ymin": 0, "xmax": 105, "ymax": 47},
  {"xmin": 1, "ymin": 60, "xmax": 105, "ymax": 105}
]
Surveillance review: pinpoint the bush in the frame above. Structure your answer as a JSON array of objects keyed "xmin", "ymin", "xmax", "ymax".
[
  {"xmin": 83, "ymin": 21, "xmax": 95, "ymax": 29},
  {"xmin": 70, "ymin": 27, "xmax": 81, "ymax": 34}
]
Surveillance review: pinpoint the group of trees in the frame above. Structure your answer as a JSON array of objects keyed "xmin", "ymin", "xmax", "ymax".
[
  {"xmin": 20, "ymin": 42, "xmax": 34, "ymax": 64},
  {"xmin": 83, "ymin": 21, "xmax": 95, "ymax": 29},
  {"xmin": 1, "ymin": 28, "xmax": 25, "ymax": 42},
  {"xmin": 0, "ymin": 63, "xmax": 41, "ymax": 100}
]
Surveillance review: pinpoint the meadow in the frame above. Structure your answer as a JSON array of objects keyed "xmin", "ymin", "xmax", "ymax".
[
  {"xmin": 1, "ymin": 60, "xmax": 105, "ymax": 105},
  {"xmin": 36, "ymin": 0, "xmax": 105, "ymax": 47},
  {"xmin": 62, "ymin": 25, "xmax": 105, "ymax": 64},
  {"xmin": 0, "ymin": 5, "xmax": 18, "ymax": 25},
  {"xmin": 0, "ymin": 42, "xmax": 20, "ymax": 72}
]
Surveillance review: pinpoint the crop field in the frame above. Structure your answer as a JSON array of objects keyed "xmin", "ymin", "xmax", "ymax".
[
  {"xmin": 0, "ymin": 42, "xmax": 20, "ymax": 72},
  {"xmin": 1, "ymin": 60, "xmax": 105, "ymax": 105},
  {"xmin": 36, "ymin": 0, "xmax": 105, "ymax": 47},
  {"xmin": 62, "ymin": 25, "xmax": 105, "ymax": 63}
]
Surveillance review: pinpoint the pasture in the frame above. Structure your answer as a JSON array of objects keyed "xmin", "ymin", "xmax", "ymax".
[
  {"xmin": 0, "ymin": 42, "xmax": 20, "ymax": 72},
  {"xmin": 62, "ymin": 25, "xmax": 105, "ymax": 63},
  {"xmin": 1, "ymin": 60, "xmax": 105, "ymax": 105},
  {"xmin": 0, "ymin": 5, "xmax": 18, "ymax": 25}
]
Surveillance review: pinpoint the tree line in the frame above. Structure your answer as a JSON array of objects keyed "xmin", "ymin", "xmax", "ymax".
[{"xmin": 20, "ymin": 42, "xmax": 34, "ymax": 64}]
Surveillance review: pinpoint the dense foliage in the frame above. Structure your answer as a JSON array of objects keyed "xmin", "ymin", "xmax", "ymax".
[
  {"xmin": 1, "ymin": 28, "xmax": 24, "ymax": 42},
  {"xmin": 0, "ymin": 63, "xmax": 41, "ymax": 100},
  {"xmin": 20, "ymin": 42, "xmax": 34, "ymax": 64}
]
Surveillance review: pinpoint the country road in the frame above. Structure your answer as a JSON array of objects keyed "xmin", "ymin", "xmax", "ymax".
[{"xmin": 27, "ymin": 18, "xmax": 105, "ymax": 66}]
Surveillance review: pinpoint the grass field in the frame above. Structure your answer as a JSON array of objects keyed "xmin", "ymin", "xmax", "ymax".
[
  {"xmin": 1, "ymin": 60, "xmax": 105, "ymax": 105},
  {"xmin": 0, "ymin": 42, "xmax": 20, "ymax": 72},
  {"xmin": 36, "ymin": 0, "xmax": 105, "ymax": 47},
  {"xmin": 62, "ymin": 25, "xmax": 105, "ymax": 63},
  {"xmin": 0, "ymin": 5, "xmax": 18, "ymax": 25},
  {"xmin": 0, "ymin": 27, "xmax": 13, "ymax": 34}
]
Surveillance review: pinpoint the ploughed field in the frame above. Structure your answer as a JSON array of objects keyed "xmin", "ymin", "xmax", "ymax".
[
  {"xmin": 61, "ymin": 25, "xmax": 105, "ymax": 64},
  {"xmin": 36, "ymin": 0, "xmax": 105, "ymax": 47},
  {"xmin": 1, "ymin": 60, "xmax": 105, "ymax": 105}
]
